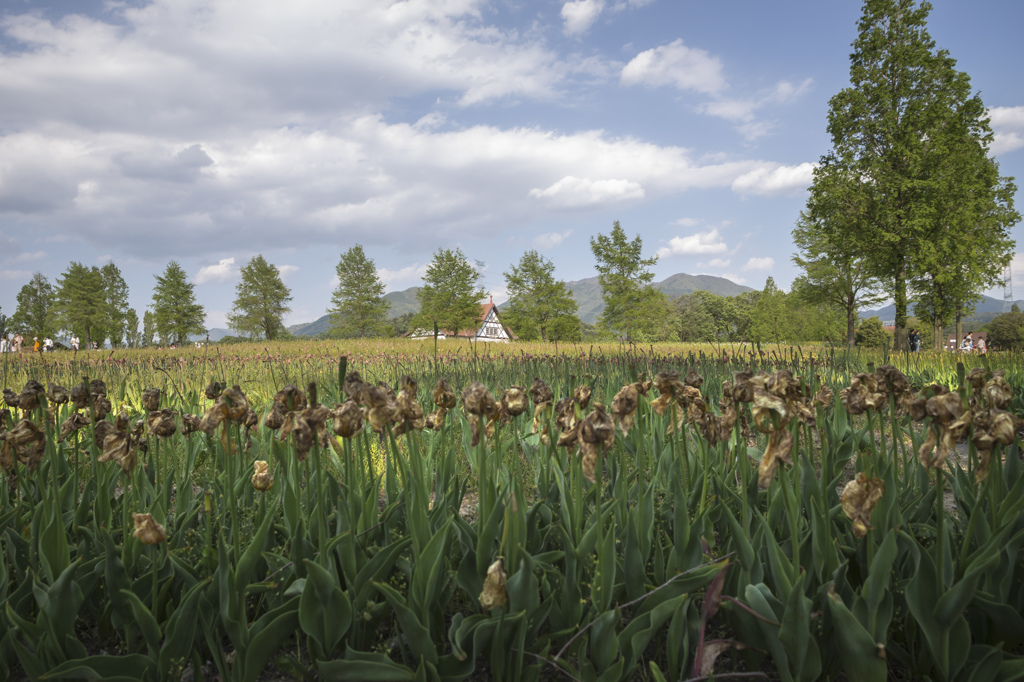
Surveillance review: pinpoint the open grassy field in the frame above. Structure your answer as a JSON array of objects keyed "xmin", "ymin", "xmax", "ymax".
[{"xmin": 1, "ymin": 339, "xmax": 1023, "ymax": 681}]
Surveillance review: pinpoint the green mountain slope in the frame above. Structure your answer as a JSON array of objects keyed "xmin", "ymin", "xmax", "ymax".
[
  {"xmin": 566, "ymin": 274, "xmax": 754, "ymax": 325},
  {"xmin": 287, "ymin": 288, "xmax": 422, "ymax": 336}
]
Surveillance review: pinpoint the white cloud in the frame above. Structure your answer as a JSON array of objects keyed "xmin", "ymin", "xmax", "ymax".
[
  {"xmin": 731, "ymin": 162, "xmax": 815, "ymax": 196},
  {"xmin": 620, "ymin": 39, "xmax": 726, "ymax": 94},
  {"xmin": 698, "ymin": 78, "xmax": 812, "ymax": 139},
  {"xmin": 277, "ymin": 264, "xmax": 299, "ymax": 280},
  {"xmin": 990, "ymin": 106, "xmax": 1024, "ymax": 155},
  {"xmin": 673, "ymin": 217, "xmax": 700, "ymax": 227},
  {"xmin": 744, "ymin": 256, "xmax": 774, "ymax": 271},
  {"xmin": 195, "ymin": 257, "xmax": 237, "ymax": 284},
  {"xmin": 703, "ymin": 257, "xmax": 730, "ymax": 268},
  {"xmin": 205, "ymin": 310, "xmax": 228, "ymax": 328},
  {"xmin": 0, "ymin": 269, "xmax": 32, "ymax": 281},
  {"xmin": 9, "ymin": 251, "xmax": 47, "ymax": 263},
  {"xmin": 377, "ymin": 263, "xmax": 428, "ymax": 291},
  {"xmin": 529, "ymin": 176, "xmax": 644, "ymax": 207},
  {"xmin": 656, "ymin": 227, "xmax": 728, "ymax": 258},
  {"xmin": 534, "ymin": 230, "xmax": 573, "ymax": 249},
  {"xmin": 562, "ymin": 0, "xmax": 604, "ymax": 36}
]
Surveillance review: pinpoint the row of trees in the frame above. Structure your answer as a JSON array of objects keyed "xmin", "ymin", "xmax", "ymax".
[{"xmin": 793, "ymin": 0, "xmax": 1018, "ymax": 350}]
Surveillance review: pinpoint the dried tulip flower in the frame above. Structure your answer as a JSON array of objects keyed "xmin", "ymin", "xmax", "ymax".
[
  {"xmin": 147, "ymin": 409, "xmax": 177, "ymax": 438},
  {"xmin": 364, "ymin": 385, "xmax": 399, "ymax": 433},
  {"xmin": 579, "ymin": 404, "xmax": 615, "ymax": 483},
  {"xmin": 132, "ymin": 513, "xmax": 167, "ymax": 545},
  {"xmin": 983, "ymin": 374, "xmax": 1013, "ymax": 410},
  {"xmin": 478, "ymin": 559, "xmax": 508, "ymax": 611},
  {"xmin": 813, "ymin": 384, "xmax": 834, "ymax": 409},
  {"xmin": 181, "ymin": 413, "xmax": 202, "ymax": 435},
  {"xmin": 611, "ymin": 383, "xmax": 639, "ymax": 436},
  {"xmin": 18, "ymin": 380, "xmax": 45, "ymax": 411},
  {"xmin": 841, "ymin": 473, "xmax": 885, "ymax": 538},
  {"xmin": 3, "ymin": 419, "xmax": 46, "ymax": 472},
  {"xmin": 141, "ymin": 388, "xmax": 162, "ymax": 412},
  {"xmin": 331, "ymin": 400, "xmax": 364, "ymax": 438},
  {"xmin": 343, "ymin": 371, "xmax": 367, "ymax": 403},
  {"xmin": 47, "ymin": 383, "xmax": 70, "ymax": 405},
  {"xmin": 757, "ymin": 428, "xmax": 795, "ymax": 489},
  {"xmin": 433, "ymin": 379, "xmax": 457, "ymax": 410},
  {"xmin": 528, "ymin": 378, "xmax": 553, "ymax": 406},
  {"xmin": 90, "ymin": 379, "xmax": 107, "ymax": 397},
  {"xmin": 502, "ymin": 386, "xmax": 528, "ymax": 417},
  {"xmin": 69, "ymin": 383, "xmax": 89, "ymax": 410},
  {"xmin": 274, "ymin": 385, "xmax": 308, "ymax": 413},
  {"xmin": 99, "ymin": 432, "xmax": 137, "ymax": 474},
  {"xmin": 204, "ymin": 381, "xmax": 224, "ymax": 400},
  {"xmin": 685, "ymin": 368, "xmax": 704, "ymax": 389},
  {"xmin": 57, "ymin": 412, "xmax": 92, "ymax": 443},
  {"xmin": 2, "ymin": 388, "xmax": 20, "ymax": 408},
  {"xmin": 462, "ymin": 382, "xmax": 497, "ymax": 417},
  {"xmin": 251, "ymin": 460, "xmax": 274, "ymax": 491}
]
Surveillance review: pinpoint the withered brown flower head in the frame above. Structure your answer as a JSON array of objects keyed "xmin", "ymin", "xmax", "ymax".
[
  {"xmin": 141, "ymin": 388, "xmax": 162, "ymax": 412},
  {"xmin": 17, "ymin": 380, "xmax": 45, "ymax": 411},
  {"xmin": 757, "ymin": 428, "xmax": 794, "ymax": 489},
  {"xmin": 91, "ymin": 395, "xmax": 112, "ymax": 422},
  {"xmin": 478, "ymin": 558, "xmax": 508, "ymax": 611},
  {"xmin": 90, "ymin": 379, "xmax": 107, "ymax": 397},
  {"xmin": 274, "ymin": 385, "xmax": 308, "ymax": 413},
  {"xmin": 47, "ymin": 383, "xmax": 70, "ymax": 405},
  {"xmin": 220, "ymin": 386, "xmax": 250, "ymax": 421},
  {"xmin": 612, "ymin": 383, "xmax": 639, "ymax": 436},
  {"xmin": 398, "ymin": 375, "xmax": 418, "ymax": 398},
  {"xmin": 841, "ymin": 473, "xmax": 885, "ymax": 538},
  {"xmin": 729, "ymin": 371, "xmax": 756, "ymax": 404},
  {"xmin": 242, "ymin": 408, "xmax": 259, "ymax": 430},
  {"xmin": 204, "ymin": 381, "xmax": 224, "ymax": 400},
  {"xmin": 989, "ymin": 410, "xmax": 1023, "ymax": 446},
  {"xmin": 983, "ymin": 373, "xmax": 1013, "ymax": 410},
  {"xmin": 132, "ymin": 513, "xmax": 167, "ymax": 545},
  {"xmin": 765, "ymin": 370, "xmax": 799, "ymax": 401},
  {"xmin": 573, "ymin": 385, "xmax": 592, "ymax": 411},
  {"xmin": 966, "ymin": 368, "xmax": 988, "ymax": 393},
  {"xmin": 147, "ymin": 408, "xmax": 177, "ymax": 438},
  {"xmin": 580, "ymin": 404, "xmax": 615, "ymax": 483},
  {"xmin": 3, "ymin": 388, "xmax": 20, "ymax": 408},
  {"xmin": 926, "ymin": 392, "xmax": 964, "ymax": 425},
  {"xmin": 331, "ymin": 400, "xmax": 364, "ymax": 438},
  {"xmin": 93, "ymin": 420, "xmax": 116, "ymax": 449},
  {"xmin": 363, "ymin": 385, "xmax": 399, "ymax": 433},
  {"xmin": 813, "ymin": 383, "xmax": 834, "ymax": 409},
  {"xmin": 99, "ymin": 432, "xmax": 137, "ymax": 474},
  {"xmin": 432, "ymin": 379, "xmax": 457, "ymax": 410},
  {"xmin": 752, "ymin": 388, "xmax": 788, "ymax": 432},
  {"xmin": 876, "ymin": 365, "xmax": 910, "ymax": 397},
  {"xmin": 57, "ymin": 412, "xmax": 92, "ymax": 443},
  {"xmin": 529, "ymin": 377, "xmax": 553, "ymax": 406},
  {"xmin": 653, "ymin": 371, "xmax": 685, "ymax": 398},
  {"xmin": 69, "ymin": 383, "xmax": 89, "ymax": 410},
  {"xmin": 462, "ymin": 382, "xmax": 497, "ymax": 417},
  {"xmin": 343, "ymin": 371, "xmax": 367, "ymax": 403},
  {"xmin": 554, "ymin": 395, "xmax": 580, "ymax": 448},
  {"xmin": 281, "ymin": 404, "xmax": 332, "ymax": 461},
  {"xmin": 181, "ymin": 413, "xmax": 201, "ymax": 435},
  {"xmin": 395, "ymin": 380, "xmax": 425, "ymax": 437},
  {"xmin": 2, "ymin": 419, "xmax": 46, "ymax": 472},
  {"xmin": 251, "ymin": 460, "xmax": 274, "ymax": 491},
  {"xmin": 684, "ymin": 368, "xmax": 704, "ymax": 389},
  {"xmin": 502, "ymin": 386, "xmax": 529, "ymax": 417}
]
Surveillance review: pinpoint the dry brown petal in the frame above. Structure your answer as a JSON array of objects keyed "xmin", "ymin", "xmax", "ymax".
[
  {"xmin": 221, "ymin": 386, "xmax": 250, "ymax": 421},
  {"xmin": 971, "ymin": 432, "xmax": 995, "ymax": 483},
  {"xmin": 331, "ymin": 400, "xmax": 364, "ymax": 438},
  {"xmin": 966, "ymin": 368, "xmax": 987, "ymax": 393},
  {"xmin": 529, "ymin": 378, "xmax": 553, "ymax": 406},
  {"xmin": 926, "ymin": 393, "xmax": 964, "ymax": 426},
  {"xmin": 181, "ymin": 413, "xmax": 201, "ymax": 435},
  {"xmin": 251, "ymin": 460, "xmax": 274, "ymax": 491},
  {"xmin": 918, "ymin": 428, "xmax": 942, "ymax": 469},
  {"xmin": 343, "ymin": 372, "xmax": 367, "ymax": 403},
  {"xmin": 685, "ymin": 368, "xmax": 704, "ymax": 389},
  {"xmin": 69, "ymin": 383, "xmax": 89, "ymax": 410},
  {"xmin": 462, "ymin": 382, "xmax": 497, "ymax": 417},
  {"xmin": 4, "ymin": 418, "xmax": 45, "ymax": 448},
  {"xmin": 765, "ymin": 370, "xmax": 798, "ymax": 400},
  {"xmin": 478, "ymin": 559, "xmax": 508, "ymax": 611},
  {"xmin": 813, "ymin": 384, "xmax": 834, "ymax": 408},
  {"xmin": 132, "ymin": 513, "xmax": 166, "ymax": 545},
  {"xmin": 242, "ymin": 408, "xmax": 259, "ymax": 430},
  {"xmin": 147, "ymin": 408, "xmax": 177, "ymax": 438},
  {"xmin": 580, "ymin": 440, "xmax": 599, "ymax": 483},
  {"xmin": 101, "ymin": 432, "xmax": 136, "ymax": 474},
  {"xmin": 264, "ymin": 403, "xmax": 287, "ymax": 430},
  {"xmin": 3, "ymin": 389, "xmax": 20, "ymax": 408},
  {"xmin": 141, "ymin": 388, "xmax": 162, "ymax": 412},
  {"xmin": 56, "ymin": 412, "xmax": 89, "ymax": 443},
  {"xmin": 983, "ymin": 375, "xmax": 1013, "ymax": 410},
  {"xmin": 198, "ymin": 403, "xmax": 226, "ymax": 435},
  {"xmin": 989, "ymin": 410, "xmax": 1022, "ymax": 446},
  {"xmin": 431, "ymin": 379, "xmax": 457, "ymax": 410},
  {"xmin": 906, "ymin": 395, "xmax": 928, "ymax": 421},
  {"xmin": 757, "ymin": 428, "xmax": 794, "ymax": 489},
  {"xmin": 364, "ymin": 385, "xmax": 398, "ymax": 432},
  {"xmin": 502, "ymin": 386, "xmax": 529, "ymax": 417},
  {"xmin": 876, "ymin": 365, "xmax": 910, "ymax": 396},
  {"xmin": 93, "ymin": 420, "xmax": 115, "ymax": 449},
  {"xmin": 730, "ymin": 371, "xmax": 756, "ymax": 404},
  {"xmin": 611, "ymin": 384, "xmax": 639, "ymax": 436},
  {"xmin": 204, "ymin": 381, "xmax": 224, "ymax": 400},
  {"xmin": 840, "ymin": 473, "xmax": 885, "ymax": 538},
  {"xmin": 47, "ymin": 383, "xmax": 70, "ymax": 405},
  {"xmin": 752, "ymin": 388, "xmax": 787, "ymax": 432},
  {"xmin": 89, "ymin": 379, "xmax": 107, "ymax": 397},
  {"xmin": 573, "ymin": 385, "xmax": 592, "ymax": 411},
  {"xmin": 91, "ymin": 396, "xmax": 112, "ymax": 422}
]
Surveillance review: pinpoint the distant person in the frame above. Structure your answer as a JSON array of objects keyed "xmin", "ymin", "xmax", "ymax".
[
  {"xmin": 909, "ymin": 329, "xmax": 921, "ymax": 352},
  {"xmin": 0, "ymin": 335, "xmax": 7, "ymax": 353},
  {"xmin": 960, "ymin": 334, "xmax": 973, "ymax": 352},
  {"xmin": 12, "ymin": 334, "xmax": 23, "ymax": 353},
  {"xmin": 977, "ymin": 336, "xmax": 987, "ymax": 354},
  {"xmin": 33, "ymin": 337, "xmax": 40, "ymax": 352},
  {"xmin": 71, "ymin": 335, "xmax": 80, "ymax": 351},
  {"xmin": 43, "ymin": 336, "xmax": 53, "ymax": 352}
]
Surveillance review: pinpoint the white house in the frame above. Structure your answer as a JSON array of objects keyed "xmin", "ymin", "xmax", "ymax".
[{"xmin": 408, "ymin": 295, "xmax": 515, "ymax": 343}]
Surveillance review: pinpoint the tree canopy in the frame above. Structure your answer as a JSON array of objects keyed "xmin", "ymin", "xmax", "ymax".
[
  {"xmin": 590, "ymin": 221, "xmax": 659, "ymax": 341},
  {"xmin": 416, "ymin": 248, "xmax": 485, "ymax": 338},
  {"xmin": 54, "ymin": 262, "xmax": 106, "ymax": 349},
  {"xmin": 502, "ymin": 250, "xmax": 580, "ymax": 342},
  {"xmin": 152, "ymin": 261, "xmax": 206, "ymax": 346},
  {"xmin": 329, "ymin": 245, "xmax": 391, "ymax": 338},
  {"xmin": 10, "ymin": 273, "xmax": 56, "ymax": 340},
  {"xmin": 805, "ymin": 0, "xmax": 1017, "ymax": 351},
  {"xmin": 227, "ymin": 255, "xmax": 293, "ymax": 340}
]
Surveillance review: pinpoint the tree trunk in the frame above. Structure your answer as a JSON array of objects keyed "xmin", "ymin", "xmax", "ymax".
[
  {"xmin": 955, "ymin": 308, "xmax": 963, "ymax": 351},
  {"xmin": 540, "ymin": 325, "xmax": 547, "ymax": 343},
  {"xmin": 846, "ymin": 301, "xmax": 857, "ymax": 347},
  {"xmin": 933, "ymin": 317, "xmax": 944, "ymax": 351},
  {"xmin": 893, "ymin": 268, "xmax": 909, "ymax": 352}
]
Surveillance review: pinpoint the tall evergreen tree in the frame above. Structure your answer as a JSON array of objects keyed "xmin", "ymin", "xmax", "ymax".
[
  {"xmin": 142, "ymin": 310, "xmax": 156, "ymax": 348},
  {"xmin": 124, "ymin": 308, "xmax": 142, "ymax": 348},
  {"xmin": 101, "ymin": 262, "xmax": 131, "ymax": 348},
  {"xmin": 152, "ymin": 261, "xmax": 206, "ymax": 346},
  {"xmin": 808, "ymin": 0, "xmax": 1017, "ymax": 351},
  {"xmin": 589, "ymin": 221, "xmax": 658, "ymax": 342},
  {"xmin": 328, "ymin": 245, "xmax": 391, "ymax": 338},
  {"xmin": 227, "ymin": 255, "xmax": 293, "ymax": 340},
  {"xmin": 54, "ymin": 262, "xmax": 106, "ymax": 348},
  {"xmin": 416, "ymin": 248, "xmax": 485, "ymax": 338},
  {"xmin": 502, "ymin": 250, "xmax": 579, "ymax": 342},
  {"xmin": 10, "ymin": 273, "xmax": 56, "ymax": 339}
]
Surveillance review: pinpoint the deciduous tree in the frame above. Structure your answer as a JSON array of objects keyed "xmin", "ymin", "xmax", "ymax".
[
  {"xmin": 416, "ymin": 248, "xmax": 485, "ymax": 338},
  {"xmin": 124, "ymin": 308, "xmax": 142, "ymax": 348},
  {"xmin": 809, "ymin": 0, "xmax": 1017, "ymax": 351},
  {"xmin": 227, "ymin": 255, "xmax": 293, "ymax": 340},
  {"xmin": 54, "ymin": 262, "xmax": 106, "ymax": 349},
  {"xmin": 152, "ymin": 261, "xmax": 205, "ymax": 346},
  {"xmin": 10, "ymin": 273, "xmax": 56, "ymax": 339},
  {"xmin": 502, "ymin": 250, "xmax": 580, "ymax": 342},
  {"xmin": 329, "ymin": 245, "xmax": 391, "ymax": 338},
  {"xmin": 589, "ymin": 221, "xmax": 658, "ymax": 341},
  {"xmin": 101, "ymin": 262, "xmax": 131, "ymax": 347}
]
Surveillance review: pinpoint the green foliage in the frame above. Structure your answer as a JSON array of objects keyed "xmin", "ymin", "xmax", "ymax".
[
  {"xmin": 123, "ymin": 308, "xmax": 141, "ymax": 348},
  {"xmin": 810, "ymin": 0, "xmax": 1018, "ymax": 350},
  {"xmin": 329, "ymin": 245, "xmax": 391, "ymax": 338},
  {"xmin": 152, "ymin": 261, "xmax": 206, "ymax": 346},
  {"xmin": 101, "ymin": 262, "xmax": 132, "ymax": 348},
  {"xmin": 141, "ymin": 310, "xmax": 156, "ymax": 348},
  {"xmin": 10, "ymin": 272, "xmax": 56, "ymax": 339},
  {"xmin": 227, "ymin": 255, "xmax": 293, "ymax": 341},
  {"xmin": 855, "ymin": 316, "xmax": 891, "ymax": 349},
  {"xmin": 415, "ymin": 247, "xmax": 485, "ymax": 338},
  {"xmin": 502, "ymin": 250, "xmax": 580, "ymax": 342},
  {"xmin": 590, "ymin": 221, "xmax": 659, "ymax": 341},
  {"xmin": 53, "ymin": 263, "xmax": 106, "ymax": 348},
  {"xmin": 987, "ymin": 311, "xmax": 1024, "ymax": 350}
]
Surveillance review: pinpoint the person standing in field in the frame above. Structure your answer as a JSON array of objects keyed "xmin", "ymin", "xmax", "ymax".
[
  {"xmin": 12, "ymin": 334, "xmax": 23, "ymax": 353},
  {"xmin": 0, "ymin": 335, "xmax": 7, "ymax": 353},
  {"xmin": 33, "ymin": 337, "xmax": 40, "ymax": 353},
  {"xmin": 71, "ymin": 335, "xmax": 79, "ymax": 351}
]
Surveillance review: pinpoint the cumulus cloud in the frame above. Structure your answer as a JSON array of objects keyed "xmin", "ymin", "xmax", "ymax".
[
  {"xmin": 699, "ymin": 78, "xmax": 812, "ymax": 140},
  {"xmin": 673, "ymin": 217, "xmax": 700, "ymax": 227},
  {"xmin": 703, "ymin": 257, "xmax": 730, "ymax": 268},
  {"xmin": 195, "ymin": 257, "xmax": 237, "ymax": 284},
  {"xmin": 534, "ymin": 230, "xmax": 573, "ymax": 249},
  {"xmin": 277, "ymin": 264, "xmax": 299, "ymax": 280},
  {"xmin": 990, "ymin": 106, "xmax": 1024, "ymax": 155},
  {"xmin": 562, "ymin": 0, "xmax": 604, "ymax": 36},
  {"xmin": 621, "ymin": 39, "xmax": 726, "ymax": 94},
  {"xmin": 744, "ymin": 257, "xmax": 774, "ymax": 271},
  {"xmin": 656, "ymin": 227, "xmax": 728, "ymax": 258},
  {"xmin": 377, "ymin": 263, "xmax": 428, "ymax": 291},
  {"xmin": 529, "ymin": 176, "xmax": 644, "ymax": 207},
  {"xmin": 0, "ymin": 269, "xmax": 33, "ymax": 282},
  {"xmin": 731, "ymin": 162, "xmax": 815, "ymax": 196}
]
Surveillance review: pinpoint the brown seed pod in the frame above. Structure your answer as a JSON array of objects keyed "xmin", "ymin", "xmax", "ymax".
[{"xmin": 204, "ymin": 381, "xmax": 224, "ymax": 400}]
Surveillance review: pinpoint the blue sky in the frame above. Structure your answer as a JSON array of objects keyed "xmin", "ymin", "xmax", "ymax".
[{"xmin": 1, "ymin": 0, "xmax": 1022, "ymax": 330}]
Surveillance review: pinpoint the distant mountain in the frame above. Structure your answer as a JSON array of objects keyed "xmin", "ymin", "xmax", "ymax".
[
  {"xmin": 566, "ymin": 273, "xmax": 754, "ymax": 325},
  {"xmin": 189, "ymin": 328, "xmax": 231, "ymax": 342},
  {"xmin": 287, "ymin": 288, "xmax": 422, "ymax": 337},
  {"xmin": 860, "ymin": 295, "xmax": 1024, "ymax": 322}
]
